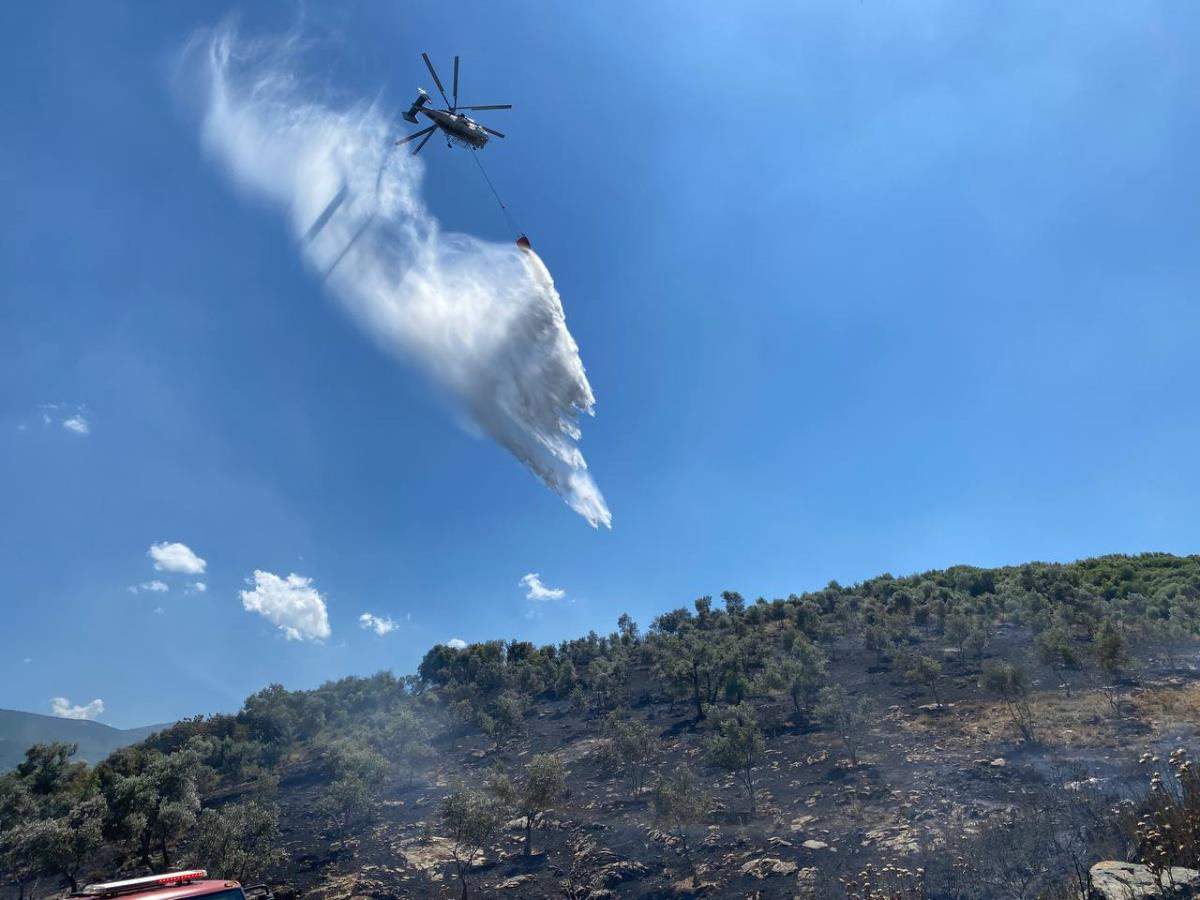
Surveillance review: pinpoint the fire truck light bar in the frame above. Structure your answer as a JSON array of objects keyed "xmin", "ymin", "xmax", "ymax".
[{"xmin": 83, "ymin": 872, "xmax": 208, "ymax": 895}]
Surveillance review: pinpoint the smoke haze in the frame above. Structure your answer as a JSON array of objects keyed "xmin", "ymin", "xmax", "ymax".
[{"xmin": 186, "ymin": 28, "xmax": 610, "ymax": 527}]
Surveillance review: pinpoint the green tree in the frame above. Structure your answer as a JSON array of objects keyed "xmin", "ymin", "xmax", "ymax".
[
  {"xmin": 22, "ymin": 795, "xmax": 106, "ymax": 892},
  {"xmin": 15, "ymin": 743, "xmax": 87, "ymax": 800},
  {"xmin": 441, "ymin": 788, "xmax": 505, "ymax": 900},
  {"xmin": 191, "ymin": 800, "xmax": 284, "ymax": 882},
  {"xmin": 903, "ymin": 654, "xmax": 943, "ymax": 706},
  {"xmin": 721, "ymin": 591, "xmax": 746, "ymax": 616},
  {"xmin": 652, "ymin": 767, "xmax": 706, "ymax": 873},
  {"xmin": 317, "ymin": 740, "xmax": 388, "ymax": 833},
  {"xmin": 488, "ymin": 753, "xmax": 565, "ymax": 858},
  {"xmin": 703, "ymin": 704, "xmax": 765, "ymax": 817},
  {"xmin": 1035, "ymin": 624, "xmax": 1081, "ymax": 694},
  {"xmin": 1093, "ymin": 618, "xmax": 1129, "ymax": 678},
  {"xmin": 759, "ymin": 634, "xmax": 828, "ymax": 721},
  {"xmin": 657, "ymin": 626, "xmax": 740, "ymax": 721},
  {"xmin": 815, "ymin": 684, "xmax": 871, "ymax": 765},
  {"xmin": 103, "ymin": 749, "xmax": 203, "ymax": 867},
  {"xmin": 382, "ymin": 708, "xmax": 434, "ymax": 789},
  {"xmin": 981, "ymin": 662, "xmax": 1036, "ymax": 743},
  {"xmin": 616, "ymin": 613, "xmax": 640, "ymax": 643},
  {"xmin": 600, "ymin": 712, "xmax": 658, "ymax": 796},
  {"xmin": 944, "ymin": 613, "xmax": 972, "ymax": 666}
]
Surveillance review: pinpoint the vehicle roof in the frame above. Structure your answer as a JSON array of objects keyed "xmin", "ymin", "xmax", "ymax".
[{"xmin": 92, "ymin": 881, "xmax": 242, "ymax": 900}]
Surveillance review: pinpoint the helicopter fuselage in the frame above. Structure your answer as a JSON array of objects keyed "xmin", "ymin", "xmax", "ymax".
[{"xmin": 420, "ymin": 108, "xmax": 489, "ymax": 149}]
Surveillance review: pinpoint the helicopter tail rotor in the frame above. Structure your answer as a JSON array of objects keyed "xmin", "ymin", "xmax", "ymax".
[{"xmin": 402, "ymin": 89, "xmax": 430, "ymax": 124}]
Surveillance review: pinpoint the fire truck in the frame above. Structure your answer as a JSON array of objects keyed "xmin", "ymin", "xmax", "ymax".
[{"xmin": 73, "ymin": 871, "xmax": 290, "ymax": 900}]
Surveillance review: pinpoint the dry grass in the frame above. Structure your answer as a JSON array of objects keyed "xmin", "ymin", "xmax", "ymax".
[
  {"xmin": 931, "ymin": 690, "xmax": 1124, "ymax": 749},
  {"xmin": 1132, "ymin": 681, "xmax": 1200, "ymax": 730}
]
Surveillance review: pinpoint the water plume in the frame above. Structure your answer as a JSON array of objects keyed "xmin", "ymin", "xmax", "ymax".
[{"xmin": 185, "ymin": 28, "xmax": 610, "ymax": 527}]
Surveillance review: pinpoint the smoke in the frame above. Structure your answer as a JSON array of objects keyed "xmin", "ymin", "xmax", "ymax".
[{"xmin": 184, "ymin": 28, "xmax": 610, "ymax": 527}]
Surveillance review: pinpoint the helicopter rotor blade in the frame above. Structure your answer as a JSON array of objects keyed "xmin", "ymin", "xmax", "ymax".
[
  {"xmin": 421, "ymin": 52, "xmax": 451, "ymax": 107},
  {"xmin": 452, "ymin": 56, "xmax": 459, "ymax": 110},
  {"xmin": 395, "ymin": 125, "xmax": 436, "ymax": 146},
  {"xmin": 481, "ymin": 125, "xmax": 506, "ymax": 139},
  {"xmin": 460, "ymin": 104, "xmax": 512, "ymax": 111},
  {"xmin": 411, "ymin": 127, "xmax": 437, "ymax": 155}
]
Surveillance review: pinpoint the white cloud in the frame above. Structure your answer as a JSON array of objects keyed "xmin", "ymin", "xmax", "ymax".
[
  {"xmin": 189, "ymin": 581, "xmax": 207, "ymax": 593},
  {"xmin": 153, "ymin": 606, "xmax": 165, "ymax": 615},
  {"xmin": 520, "ymin": 572, "xmax": 566, "ymax": 602},
  {"xmin": 128, "ymin": 580, "xmax": 170, "ymax": 594},
  {"xmin": 62, "ymin": 415, "xmax": 90, "ymax": 435},
  {"xmin": 22, "ymin": 657, "xmax": 32, "ymax": 664},
  {"xmin": 358, "ymin": 612, "xmax": 397, "ymax": 636},
  {"xmin": 148, "ymin": 541, "xmax": 207, "ymax": 574},
  {"xmin": 446, "ymin": 638, "xmax": 467, "ymax": 650},
  {"xmin": 188, "ymin": 30, "xmax": 610, "ymax": 527},
  {"xmin": 50, "ymin": 697, "xmax": 104, "ymax": 720},
  {"xmin": 240, "ymin": 570, "xmax": 331, "ymax": 642}
]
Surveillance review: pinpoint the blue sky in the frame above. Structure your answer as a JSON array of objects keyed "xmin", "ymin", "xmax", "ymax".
[{"xmin": 2, "ymin": 2, "xmax": 1198, "ymax": 728}]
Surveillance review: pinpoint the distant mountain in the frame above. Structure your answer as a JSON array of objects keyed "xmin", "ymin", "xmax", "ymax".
[{"xmin": 0, "ymin": 708, "xmax": 169, "ymax": 770}]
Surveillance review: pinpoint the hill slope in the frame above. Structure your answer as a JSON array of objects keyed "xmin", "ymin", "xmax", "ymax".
[
  {"xmin": 0, "ymin": 708, "xmax": 166, "ymax": 770},
  {"xmin": 3, "ymin": 552, "xmax": 1200, "ymax": 898}
]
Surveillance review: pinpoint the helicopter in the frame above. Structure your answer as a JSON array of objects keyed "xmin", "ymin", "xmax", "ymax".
[{"xmin": 396, "ymin": 53, "xmax": 512, "ymax": 155}]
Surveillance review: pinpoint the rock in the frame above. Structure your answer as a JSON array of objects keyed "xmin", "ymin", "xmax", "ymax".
[
  {"xmin": 989, "ymin": 758, "xmax": 1006, "ymax": 767},
  {"xmin": 593, "ymin": 860, "xmax": 649, "ymax": 888},
  {"xmin": 802, "ymin": 839, "xmax": 829, "ymax": 851},
  {"xmin": 789, "ymin": 815, "xmax": 816, "ymax": 831},
  {"xmin": 1089, "ymin": 861, "xmax": 1200, "ymax": 898},
  {"xmin": 496, "ymin": 874, "xmax": 536, "ymax": 889},
  {"xmin": 739, "ymin": 857, "xmax": 798, "ymax": 878},
  {"xmin": 670, "ymin": 875, "xmax": 718, "ymax": 896}
]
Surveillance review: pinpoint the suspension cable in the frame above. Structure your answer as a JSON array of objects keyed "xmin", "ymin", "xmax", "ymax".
[{"xmin": 470, "ymin": 149, "xmax": 520, "ymax": 236}]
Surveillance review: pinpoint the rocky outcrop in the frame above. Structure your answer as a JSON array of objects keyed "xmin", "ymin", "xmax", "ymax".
[
  {"xmin": 738, "ymin": 857, "xmax": 797, "ymax": 878},
  {"xmin": 1088, "ymin": 861, "xmax": 1200, "ymax": 898}
]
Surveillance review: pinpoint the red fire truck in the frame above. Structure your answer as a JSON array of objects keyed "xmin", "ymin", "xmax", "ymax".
[{"xmin": 73, "ymin": 871, "xmax": 288, "ymax": 900}]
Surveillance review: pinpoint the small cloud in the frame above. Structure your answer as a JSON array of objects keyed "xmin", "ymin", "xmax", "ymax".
[
  {"xmin": 62, "ymin": 415, "xmax": 90, "ymax": 435},
  {"xmin": 240, "ymin": 570, "xmax": 331, "ymax": 642},
  {"xmin": 520, "ymin": 572, "xmax": 566, "ymax": 602},
  {"xmin": 50, "ymin": 697, "xmax": 104, "ymax": 720},
  {"xmin": 23, "ymin": 657, "xmax": 32, "ymax": 664},
  {"xmin": 129, "ymin": 580, "xmax": 169, "ymax": 594},
  {"xmin": 16, "ymin": 423, "xmax": 27, "ymax": 432},
  {"xmin": 189, "ymin": 581, "xmax": 207, "ymax": 593},
  {"xmin": 446, "ymin": 638, "xmax": 467, "ymax": 650},
  {"xmin": 153, "ymin": 606, "xmax": 165, "ymax": 615},
  {"xmin": 148, "ymin": 541, "xmax": 206, "ymax": 574},
  {"xmin": 41, "ymin": 413, "xmax": 51, "ymax": 425},
  {"xmin": 358, "ymin": 612, "xmax": 397, "ymax": 636}
]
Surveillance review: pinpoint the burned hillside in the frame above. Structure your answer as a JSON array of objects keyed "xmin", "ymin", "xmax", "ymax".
[{"xmin": 4, "ymin": 553, "xmax": 1200, "ymax": 898}]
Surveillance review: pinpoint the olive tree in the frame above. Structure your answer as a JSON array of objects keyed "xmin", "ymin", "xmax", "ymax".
[
  {"xmin": 488, "ymin": 753, "xmax": 565, "ymax": 857},
  {"xmin": 703, "ymin": 704, "xmax": 765, "ymax": 817},
  {"xmin": 191, "ymin": 800, "xmax": 284, "ymax": 882},
  {"xmin": 815, "ymin": 684, "xmax": 871, "ymax": 765},
  {"xmin": 652, "ymin": 767, "xmax": 706, "ymax": 873},
  {"xmin": 442, "ymin": 788, "xmax": 505, "ymax": 900},
  {"xmin": 981, "ymin": 662, "xmax": 1036, "ymax": 744}
]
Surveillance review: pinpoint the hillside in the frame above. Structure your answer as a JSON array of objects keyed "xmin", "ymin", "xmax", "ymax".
[
  {"xmin": 3, "ymin": 553, "xmax": 1200, "ymax": 899},
  {"xmin": 0, "ymin": 709, "xmax": 166, "ymax": 771}
]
